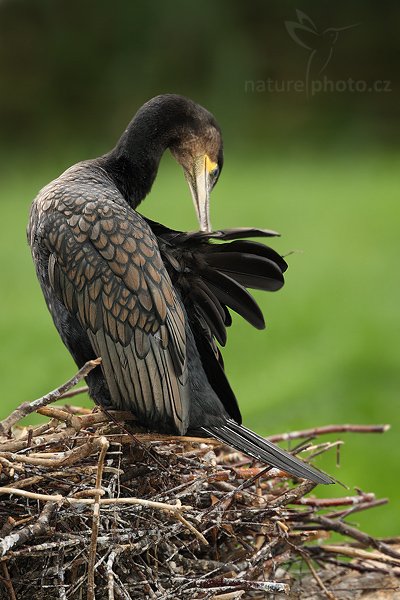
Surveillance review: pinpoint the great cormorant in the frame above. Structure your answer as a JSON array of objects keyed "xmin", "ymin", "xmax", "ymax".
[{"xmin": 28, "ymin": 94, "xmax": 333, "ymax": 484}]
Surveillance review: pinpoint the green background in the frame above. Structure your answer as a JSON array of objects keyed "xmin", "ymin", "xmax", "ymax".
[{"xmin": 0, "ymin": 1, "xmax": 398, "ymax": 536}]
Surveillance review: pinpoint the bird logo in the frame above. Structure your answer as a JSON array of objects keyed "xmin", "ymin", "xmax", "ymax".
[{"xmin": 285, "ymin": 10, "xmax": 358, "ymax": 96}]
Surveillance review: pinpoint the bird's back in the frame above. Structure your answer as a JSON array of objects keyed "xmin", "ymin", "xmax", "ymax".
[{"xmin": 28, "ymin": 161, "xmax": 193, "ymax": 435}]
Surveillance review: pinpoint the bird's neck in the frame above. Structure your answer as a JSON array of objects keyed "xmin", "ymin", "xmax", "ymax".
[
  {"xmin": 100, "ymin": 96, "xmax": 193, "ymax": 209},
  {"xmin": 101, "ymin": 124, "xmax": 169, "ymax": 209}
]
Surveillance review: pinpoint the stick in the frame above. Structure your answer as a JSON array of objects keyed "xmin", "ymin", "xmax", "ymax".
[
  {"xmin": 59, "ymin": 385, "xmax": 89, "ymax": 400},
  {"xmin": 0, "ymin": 562, "xmax": 17, "ymax": 600},
  {"xmin": 175, "ymin": 513, "xmax": 208, "ymax": 546},
  {"xmin": 0, "ymin": 502, "xmax": 57, "ymax": 557},
  {"xmin": 0, "ymin": 487, "xmax": 191, "ymax": 511},
  {"xmin": 0, "ymin": 358, "xmax": 102, "ymax": 436},
  {"xmin": 296, "ymin": 492, "xmax": 376, "ymax": 507},
  {"xmin": 87, "ymin": 436, "xmax": 109, "ymax": 600},
  {"xmin": 179, "ymin": 577, "xmax": 290, "ymax": 594},
  {"xmin": 0, "ymin": 486, "xmax": 206, "ymax": 546},
  {"xmin": 268, "ymin": 424, "xmax": 390, "ymax": 443},
  {"xmin": 107, "ymin": 550, "xmax": 117, "ymax": 600},
  {"xmin": 312, "ymin": 514, "xmax": 400, "ymax": 561},
  {"xmin": 318, "ymin": 544, "xmax": 400, "ymax": 567},
  {"xmin": 268, "ymin": 480, "xmax": 317, "ymax": 508},
  {"xmin": 301, "ymin": 552, "xmax": 337, "ymax": 600}
]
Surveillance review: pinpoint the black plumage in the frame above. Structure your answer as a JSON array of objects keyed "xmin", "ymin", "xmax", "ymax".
[{"xmin": 28, "ymin": 94, "xmax": 333, "ymax": 484}]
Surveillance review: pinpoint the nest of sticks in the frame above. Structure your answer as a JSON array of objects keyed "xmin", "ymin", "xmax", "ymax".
[{"xmin": 0, "ymin": 360, "xmax": 398, "ymax": 600}]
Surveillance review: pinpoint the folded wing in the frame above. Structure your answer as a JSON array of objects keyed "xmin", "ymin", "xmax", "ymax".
[{"xmin": 45, "ymin": 199, "xmax": 190, "ymax": 434}]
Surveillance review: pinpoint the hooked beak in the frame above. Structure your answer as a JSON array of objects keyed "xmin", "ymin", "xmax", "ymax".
[{"xmin": 184, "ymin": 155, "xmax": 216, "ymax": 233}]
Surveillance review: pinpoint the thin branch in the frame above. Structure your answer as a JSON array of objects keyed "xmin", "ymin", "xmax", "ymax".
[
  {"xmin": 0, "ymin": 358, "xmax": 102, "ymax": 436},
  {"xmin": 268, "ymin": 480, "xmax": 317, "ymax": 508},
  {"xmin": 175, "ymin": 513, "xmax": 208, "ymax": 546},
  {"xmin": 0, "ymin": 502, "xmax": 57, "ymax": 557},
  {"xmin": 295, "ymin": 492, "xmax": 376, "ymax": 507},
  {"xmin": 315, "ymin": 544, "xmax": 400, "ymax": 567},
  {"xmin": 87, "ymin": 436, "xmax": 109, "ymax": 600},
  {"xmin": 107, "ymin": 550, "xmax": 117, "ymax": 600},
  {"xmin": 59, "ymin": 385, "xmax": 89, "ymax": 399},
  {"xmin": 178, "ymin": 577, "xmax": 290, "ymax": 594},
  {"xmin": 301, "ymin": 551, "xmax": 337, "ymax": 600},
  {"xmin": 268, "ymin": 424, "xmax": 390, "ymax": 443},
  {"xmin": 311, "ymin": 514, "xmax": 400, "ymax": 561},
  {"xmin": 0, "ymin": 562, "xmax": 17, "ymax": 600}
]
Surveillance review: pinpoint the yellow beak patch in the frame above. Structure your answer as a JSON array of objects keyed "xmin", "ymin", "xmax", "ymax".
[{"xmin": 205, "ymin": 155, "xmax": 218, "ymax": 173}]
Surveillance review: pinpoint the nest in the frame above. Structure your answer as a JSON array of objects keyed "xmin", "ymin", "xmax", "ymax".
[{"xmin": 0, "ymin": 360, "xmax": 398, "ymax": 599}]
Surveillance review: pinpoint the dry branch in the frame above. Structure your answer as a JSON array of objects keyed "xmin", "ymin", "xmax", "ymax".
[{"xmin": 0, "ymin": 358, "xmax": 101, "ymax": 437}]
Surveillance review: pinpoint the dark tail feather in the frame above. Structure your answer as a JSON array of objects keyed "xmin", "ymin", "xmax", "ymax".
[
  {"xmin": 206, "ymin": 251, "xmax": 284, "ymax": 291},
  {"xmin": 202, "ymin": 419, "xmax": 334, "ymax": 484},
  {"xmin": 201, "ymin": 268, "xmax": 265, "ymax": 330}
]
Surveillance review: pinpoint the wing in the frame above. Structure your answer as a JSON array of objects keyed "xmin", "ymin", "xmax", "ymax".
[
  {"xmin": 44, "ymin": 196, "xmax": 189, "ymax": 434},
  {"xmin": 146, "ymin": 220, "xmax": 288, "ymax": 424}
]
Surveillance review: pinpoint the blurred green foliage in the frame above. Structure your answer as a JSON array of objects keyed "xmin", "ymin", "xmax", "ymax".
[{"xmin": 0, "ymin": 0, "xmax": 398, "ymax": 537}]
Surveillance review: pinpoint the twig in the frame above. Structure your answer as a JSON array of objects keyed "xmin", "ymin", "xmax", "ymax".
[
  {"xmin": 0, "ymin": 502, "xmax": 57, "ymax": 557},
  {"xmin": 57, "ymin": 547, "xmax": 67, "ymax": 600},
  {"xmin": 0, "ymin": 435, "xmax": 104, "ymax": 468},
  {"xmin": 0, "ymin": 487, "xmax": 189, "ymax": 510},
  {"xmin": 107, "ymin": 550, "xmax": 117, "ymax": 600},
  {"xmin": 213, "ymin": 592, "xmax": 245, "ymax": 600},
  {"xmin": 325, "ymin": 498, "xmax": 388, "ymax": 519},
  {"xmin": 296, "ymin": 492, "xmax": 375, "ymax": 507},
  {"xmin": 268, "ymin": 480, "xmax": 317, "ymax": 508},
  {"xmin": 59, "ymin": 385, "xmax": 89, "ymax": 399},
  {"xmin": 301, "ymin": 551, "xmax": 337, "ymax": 600},
  {"xmin": 268, "ymin": 424, "xmax": 390, "ymax": 443},
  {"xmin": 316, "ymin": 544, "xmax": 400, "ymax": 567},
  {"xmin": 312, "ymin": 514, "xmax": 400, "ymax": 560},
  {"xmin": 175, "ymin": 513, "xmax": 208, "ymax": 546},
  {"xmin": 0, "ymin": 358, "xmax": 102, "ymax": 436},
  {"xmin": 87, "ymin": 436, "xmax": 109, "ymax": 600},
  {"xmin": 179, "ymin": 577, "xmax": 290, "ymax": 594},
  {"xmin": 0, "ymin": 562, "xmax": 17, "ymax": 600},
  {"xmin": 0, "ymin": 486, "xmax": 204, "ymax": 545}
]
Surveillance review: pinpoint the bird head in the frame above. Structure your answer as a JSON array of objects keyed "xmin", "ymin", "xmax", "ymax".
[{"xmin": 168, "ymin": 97, "xmax": 223, "ymax": 233}]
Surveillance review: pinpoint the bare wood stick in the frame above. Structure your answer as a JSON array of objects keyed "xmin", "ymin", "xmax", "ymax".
[
  {"xmin": 325, "ymin": 498, "xmax": 388, "ymax": 519},
  {"xmin": 296, "ymin": 492, "xmax": 376, "ymax": 507},
  {"xmin": 312, "ymin": 514, "xmax": 400, "ymax": 561},
  {"xmin": 87, "ymin": 436, "xmax": 109, "ymax": 600},
  {"xmin": 0, "ymin": 539, "xmax": 80, "ymax": 562},
  {"xmin": 0, "ymin": 502, "xmax": 57, "ymax": 557},
  {"xmin": 59, "ymin": 385, "xmax": 89, "ymax": 399},
  {"xmin": 57, "ymin": 547, "xmax": 67, "ymax": 600},
  {"xmin": 175, "ymin": 513, "xmax": 208, "ymax": 546},
  {"xmin": 0, "ymin": 488, "xmax": 201, "ymax": 544},
  {"xmin": 268, "ymin": 424, "xmax": 390, "ymax": 443},
  {"xmin": 107, "ymin": 550, "xmax": 117, "ymax": 600},
  {"xmin": 0, "ymin": 487, "xmax": 191, "ymax": 512},
  {"xmin": 0, "ymin": 561, "xmax": 17, "ymax": 600},
  {"xmin": 301, "ymin": 552, "xmax": 337, "ymax": 600},
  {"xmin": 0, "ymin": 425, "xmax": 73, "ymax": 453},
  {"xmin": 179, "ymin": 577, "xmax": 290, "ymax": 594},
  {"xmin": 0, "ymin": 436, "xmax": 103, "ymax": 468},
  {"xmin": 268, "ymin": 480, "xmax": 317, "ymax": 508},
  {"xmin": 0, "ymin": 518, "xmax": 16, "ymax": 540},
  {"xmin": 317, "ymin": 544, "xmax": 400, "ymax": 567},
  {"xmin": 213, "ymin": 592, "xmax": 245, "ymax": 600},
  {"xmin": 36, "ymin": 406, "xmax": 83, "ymax": 429},
  {"xmin": 0, "ymin": 358, "xmax": 102, "ymax": 436}
]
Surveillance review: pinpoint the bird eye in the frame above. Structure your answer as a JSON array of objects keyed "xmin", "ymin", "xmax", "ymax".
[{"xmin": 210, "ymin": 166, "xmax": 219, "ymax": 180}]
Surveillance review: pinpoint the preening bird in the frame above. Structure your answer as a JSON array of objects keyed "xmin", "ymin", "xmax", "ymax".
[{"xmin": 28, "ymin": 94, "xmax": 333, "ymax": 484}]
